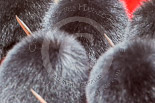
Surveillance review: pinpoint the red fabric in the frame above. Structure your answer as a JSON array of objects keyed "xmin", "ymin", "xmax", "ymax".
[{"xmin": 120, "ymin": 0, "xmax": 147, "ymax": 18}]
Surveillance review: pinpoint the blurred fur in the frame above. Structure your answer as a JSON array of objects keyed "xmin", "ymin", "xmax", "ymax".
[
  {"xmin": 0, "ymin": 30, "xmax": 89, "ymax": 103},
  {"xmin": 128, "ymin": 0, "xmax": 155, "ymax": 39},
  {"xmin": 86, "ymin": 39, "xmax": 155, "ymax": 103}
]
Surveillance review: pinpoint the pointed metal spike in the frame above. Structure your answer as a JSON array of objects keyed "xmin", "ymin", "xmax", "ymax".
[
  {"xmin": 31, "ymin": 89, "xmax": 47, "ymax": 103},
  {"xmin": 16, "ymin": 15, "xmax": 32, "ymax": 36},
  {"xmin": 104, "ymin": 34, "xmax": 115, "ymax": 47}
]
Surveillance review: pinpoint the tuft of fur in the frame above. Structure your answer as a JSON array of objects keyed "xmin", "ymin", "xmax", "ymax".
[
  {"xmin": 43, "ymin": 0, "xmax": 128, "ymax": 63},
  {"xmin": 86, "ymin": 39, "xmax": 155, "ymax": 103},
  {"xmin": 128, "ymin": 0, "xmax": 155, "ymax": 39},
  {"xmin": 0, "ymin": 30, "xmax": 89, "ymax": 103}
]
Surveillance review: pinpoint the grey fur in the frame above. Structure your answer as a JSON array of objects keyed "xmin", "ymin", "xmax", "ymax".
[
  {"xmin": 0, "ymin": 30, "xmax": 89, "ymax": 103},
  {"xmin": 128, "ymin": 0, "xmax": 155, "ymax": 39},
  {"xmin": 0, "ymin": 0, "xmax": 51, "ymax": 60},
  {"xmin": 86, "ymin": 39, "xmax": 155, "ymax": 103},
  {"xmin": 0, "ymin": 0, "xmax": 128, "ymax": 102},
  {"xmin": 43, "ymin": 0, "xmax": 128, "ymax": 63}
]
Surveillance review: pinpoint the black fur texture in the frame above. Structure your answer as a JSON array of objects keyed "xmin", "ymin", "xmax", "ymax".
[
  {"xmin": 0, "ymin": 0, "xmax": 128, "ymax": 102},
  {"xmin": 0, "ymin": 30, "xmax": 89, "ymax": 103},
  {"xmin": 45, "ymin": 0, "xmax": 128, "ymax": 63},
  {"xmin": 0, "ymin": 0, "xmax": 51, "ymax": 60},
  {"xmin": 0, "ymin": 0, "xmax": 128, "ymax": 63},
  {"xmin": 86, "ymin": 39, "xmax": 155, "ymax": 103},
  {"xmin": 128, "ymin": 0, "xmax": 155, "ymax": 39}
]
